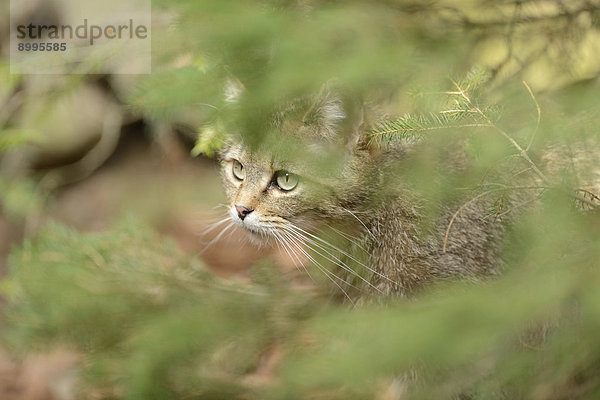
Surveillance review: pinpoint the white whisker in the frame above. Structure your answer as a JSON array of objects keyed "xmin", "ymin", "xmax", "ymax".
[
  {"xmin": 200, "ymin": 219, "xmax": 234, "ymax": 253},
  {"xmin": 281, "ymin": 231, "xmax": 342, "ymax": 284},
  {"xmin": 272, "ymin": 230, "xmax": 305, "ymax": 275},
  {"xmin": 280, "ymin": 230, "xmax": 356, "ymax": 303},
  {"xmin": 202, "ymin": 216, "xmax": 233, "ymax": 236},
  {"xmin": 283, "ymin": 225, "xmax": 382, "ymax": 294},
  {"xmin": 286, "ymin": 223, "xmax": 396, "ymax": 287},
  {"xmin": 326, "ymin": 225, "xmax": 369, "ymax": 253},
  {"xmin": 342, "ymin": 207, "xmax": 378, "ymax": 243}
]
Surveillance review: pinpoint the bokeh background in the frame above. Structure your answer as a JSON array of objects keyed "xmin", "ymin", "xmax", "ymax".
[{"xmin": 1, "ymin": 1, "xmax": 600, "ymax": 399}]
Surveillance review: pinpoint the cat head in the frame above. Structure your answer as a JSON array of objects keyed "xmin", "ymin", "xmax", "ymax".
[{"xmin": 219, "ymin": 85, "xmax": 371, "ymax": 245}]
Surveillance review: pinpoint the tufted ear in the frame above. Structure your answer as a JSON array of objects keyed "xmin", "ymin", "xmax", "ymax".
[
  {"xmin": 345, "ymin": 101, "xmax": 365, "ymax": 152},
  {"xmin": 301, "ymin": 84, "xmax": 374, "ymax": 154},
  {"xmin": 301, "ymin": 84, "xmax": 346, "ymax": 142}
]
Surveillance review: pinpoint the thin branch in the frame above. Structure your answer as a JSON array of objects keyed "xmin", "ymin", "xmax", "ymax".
[
  {"xmin": 495, "ymin": 193, "xmax": 546, "ymax": 219},
  {"xmin": 443, "ymin": 188, "xmax": 505, "ymax": 254},
  {"xmin": 450, "ymin": 79, "xmax": 550, "ymax": 184},
  {"xmin": 439, "ymin": 109, "xmax": 479, "ymax": 114},
  {"xmin": 442, "ymin": 179, "xmax": 600, "ymax": 253},
  {"xmin": 574, "ymin": 189, "xmax": 600, "ymax": 210},
  {"xmin": 443, "ymin": 185, "xmax": 549, "ymax": 253},
  {"xmin": 522, "ymin": 80, "xmax": 541, "ymax": 152}
]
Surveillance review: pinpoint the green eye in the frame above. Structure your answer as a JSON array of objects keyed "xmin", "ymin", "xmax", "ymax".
[
  {"xmin": 275, "ymin": 170, "xmax": 299, "ymax": 191},
  {"xmin": 232, "ymin": 160, "xmax": 245, "ymax": 180}
]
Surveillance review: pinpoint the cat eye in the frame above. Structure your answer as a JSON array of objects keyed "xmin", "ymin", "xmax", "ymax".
[
  {"xmin": 275, "ymin": 170, "xmax": 299, "ymax": 191},
  {"xmin": 232, "ymin": 160, "xmax": 245, "ymax": 180}
]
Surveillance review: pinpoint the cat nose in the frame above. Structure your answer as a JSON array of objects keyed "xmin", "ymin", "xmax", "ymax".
[{"xmin": 235, "ymin": 205, "xmax": 254, "ymax": 221}]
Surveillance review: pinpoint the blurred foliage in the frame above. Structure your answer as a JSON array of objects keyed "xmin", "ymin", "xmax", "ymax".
[
  {"xmin": 129, "ymin": 0, "xmax": 600, "ymax": 153},
  {"xmin": 2, "ymin": 0, "xmax": 600, "ymax": 399},
  {"xmin": 282, "ymin": 202, "xmax": 600, "ymax": 400},
  {"xmin": 191, "ymin": 123, "xmax": 226, "ymax": 158},
  {"xmin": 1, "ymin": 201, "xmax": 599, "ymax": 399},
  {"xmin": 2, "ymin": 223, "xmax": 317, "ymax": 400},
  {"xmin": 0, "ymin": 129, "xmax": 32, "ymax": 152},
  {"xmin": 0, "ymin": 177, "xmax": 44, "ymax": 220}
]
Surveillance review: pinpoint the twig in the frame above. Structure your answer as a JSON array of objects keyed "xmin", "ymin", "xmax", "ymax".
[
  {"xmin": 495, "ymin": 193, "xmax": 544, "ymax": 219},
  {"xmin": 451, "ymin": 79, "xmax": 549, "ymax": 183},
  {"xmin": 450, "ymin": 80, "xmax": 599, "ymax": 210},
  {"xmin": 443, "ymin": 184, "xmax": 562, "ymax": 253},
  {"xmin": 522, "ymin": 80, "xmax": 540, "ymax": 151},
  {"xmin": 443, "ymin": 189, "xmax": 502, "ymax": 253},
  {"xmin": 574, "ymin": 189, "xmax": 600, "ymax": 210},
  {"xmin": 442, "ymin": 186, "xmax": 548, "ymax": 253}
]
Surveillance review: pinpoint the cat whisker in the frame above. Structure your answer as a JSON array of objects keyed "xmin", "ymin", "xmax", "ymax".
[
  {"xmin": 272, "ymin": 230, "xmax": 309, "ymax": 277},
  {"xmin": 224, "ymin": 223, "xmax": 238, "ymax": 241},
  {"xmin": 192, "ymin": 205, "xmax": 229, "ymax": 221},
  {"xmin": 271, "ymin": 229, "xmax": 284, "ymax": 252},
  {"xmin": 283, "ymin": 225, "xmax": 382, "ymax": 294},
  {"xmin": 326, "ymin": 225, "xmax": 369, "ymax": 253},
  {"xmin": 211, "ymin": 203, "xmax": 230, "ymax": 211},
  {"xmin": 301, "ymin": 239, "xmax": 380, "ymax": 295},
  {"xmin": 201, "ymin": 216, "xmax": 233, "ymax": 236},
  {"xmin": 199, "ymin": 219, "xmax": 235, "ymax": 253},
  {"xmin": 286, "ymin": 223, "xmax": 397, "ymax": 287},
  {"xmin": 341, "ymin": 207, "xmax": 378, "ymax": 243},
  {"xmin": 271, "ymin": 221, "xmax": 360, "ymax": 292},
  {"xmin": 286, "ymin": 235, "xmax": 361, "ymax": 292},
  {"xmin": 257, "ymin": 219, "xmax": 360, "ymax": 301},
  {"xmin": 238, "ymin": 234, "xmax": 250, "ymax": 245},
  {"xmin": 280, "ymin": 230, "xmax": 356, "ymax": 303},
  {"xmin": 293, "ymin": 220, "xmax": 369, "ymax": 255}
]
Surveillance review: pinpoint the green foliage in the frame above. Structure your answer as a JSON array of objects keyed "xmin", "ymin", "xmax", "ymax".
[
  {"xmin": 2, "ymin": 205, "xmax": 600, "ymax": 399},
  {"xmin": 192, "ymin": 123, "xmax": 226, "ymax": 158},
  {"xmin": 3, "ymin": 1, "xmax": 600, "ymax": 399},
  {"xmin": 134, "ymin": 0, "xmax": 471, "ymax": 146},
  {"xmin": 282, "ymin": 205, "xmax": 600, "ymax": 399},
  {"xmin": 128, "ymin": 67, "xmax": 218, "ymax": 122},
  {"xmin": 368, "ymin": 67, "xmax": 497, "ymax": 147},
  {"xmin": 0, "ymin": 130, "xmax": 32, "ymax": 152},
  {"xmin": 0, "ymin": 177, "xmax": 45, "ymax": 220},
  {"xmin": 2, "ymin": 223, "xmax": 317, "ymax": 399}
]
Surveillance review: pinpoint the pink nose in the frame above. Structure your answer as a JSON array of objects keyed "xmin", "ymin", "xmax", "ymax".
[{"xmin": 235, "ymin": 205, "xmax": 253, "ymax": 220}]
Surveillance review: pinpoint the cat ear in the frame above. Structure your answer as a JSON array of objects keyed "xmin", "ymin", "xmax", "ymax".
[
  {"xmin": 303, "ymin": 84, "xmax": 376, "ymax": 153},
  {"xmin": 345, "ymin": 101, "xmax": 365, "ymax": 152},
  {"xmin": 302, "ymin": 83, "xmax": 346, "ymax": 142}
]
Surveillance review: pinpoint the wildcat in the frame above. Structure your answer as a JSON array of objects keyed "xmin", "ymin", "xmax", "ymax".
[{"xmin": 218, "ymin": 87, "xmax": 508, "ymax": 299}]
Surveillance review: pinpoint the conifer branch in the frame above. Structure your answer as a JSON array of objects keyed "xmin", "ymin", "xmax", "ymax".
[
  {"xmin": 368, "ymin": 113, "xmax": 490, "ymax": 146},
  {"xmin": 449, "ymin": 78, "xmax": 599, "ymax": 210},
  {"xmin": 368, "ymin": 67, "xmax": 494, "ymax": 146},
  {"xmin": 371, "ymin": 73, "xmax": 599, "ymax": 211}
]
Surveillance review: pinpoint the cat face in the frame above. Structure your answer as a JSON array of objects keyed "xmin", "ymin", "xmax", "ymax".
[
  {"xmin": 220, "ymin": 139, "xmax": 339, "ymax": 245},
  {"xmin": 218, "ymin": 87, "xmax": 357, "ymax": 245}
]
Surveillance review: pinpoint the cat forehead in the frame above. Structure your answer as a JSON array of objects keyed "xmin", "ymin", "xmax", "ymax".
[
  {"xmin": 222, "ymin": 143, "xmax": 302, "ymax": 172},
  {"xmin": 221, "ymin": 143, "xmax": 247, "ymax": 161}
]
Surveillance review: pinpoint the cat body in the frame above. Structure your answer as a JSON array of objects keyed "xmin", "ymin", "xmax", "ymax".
[{"xmin": 219, "ymin": 90, "xmax": 506, "ymax": 298}]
